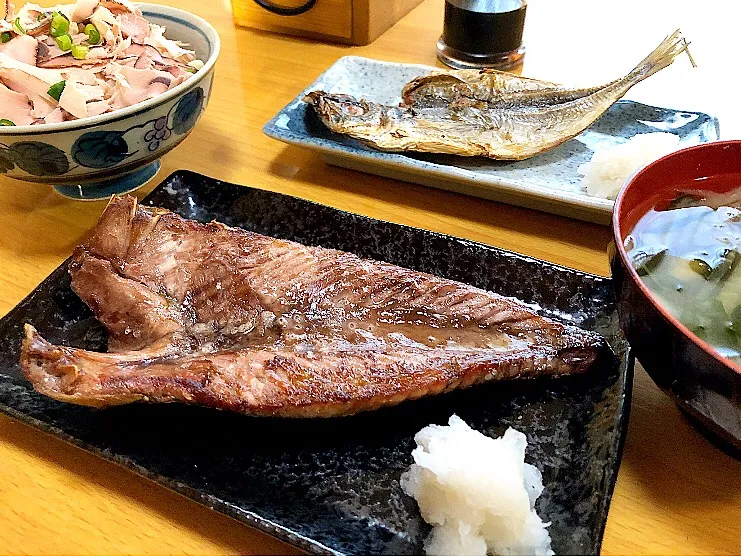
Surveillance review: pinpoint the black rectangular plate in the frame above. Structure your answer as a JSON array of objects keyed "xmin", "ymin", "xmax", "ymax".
[{"xmin": 0, "ymin": 171, "xmax": 632, "ymax": 555}]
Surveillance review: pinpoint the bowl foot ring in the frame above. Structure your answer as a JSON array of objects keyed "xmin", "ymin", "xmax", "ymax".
[
  {"xmin": 53, "ymin": 161, "xmax": 161, "ymax": 200},
  {"xmin": 676, "ymin": 402, "xmax": 741, "ymax": 459}
]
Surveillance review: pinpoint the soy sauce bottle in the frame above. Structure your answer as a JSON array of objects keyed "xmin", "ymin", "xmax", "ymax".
[{"xmin": 437, "ymin": 0, "xmax": 527, "ymax": 70}]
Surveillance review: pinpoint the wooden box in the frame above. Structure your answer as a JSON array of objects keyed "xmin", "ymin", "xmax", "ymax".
[{"xmin": 231, "ymin": 0, "xmax": 425, "ymax": 45}]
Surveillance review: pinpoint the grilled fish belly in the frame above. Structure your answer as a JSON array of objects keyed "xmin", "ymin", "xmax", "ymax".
[
  {"xmin": 305, "ymin": 30, "xmax": 690, "ymax": 160},
  {"xmin": 21, "ymin": 195, "xmax": 606, "ymax": 417}
]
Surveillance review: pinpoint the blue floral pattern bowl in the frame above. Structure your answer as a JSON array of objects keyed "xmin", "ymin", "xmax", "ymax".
[{"xmin": 0, "ymin": 4, "xmax": 220, "ymax": 200}]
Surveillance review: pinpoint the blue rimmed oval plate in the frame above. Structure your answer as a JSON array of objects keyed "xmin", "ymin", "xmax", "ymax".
[{"xmin": 263, "ymin": 56, "xmax": 719, "ymax": 225}]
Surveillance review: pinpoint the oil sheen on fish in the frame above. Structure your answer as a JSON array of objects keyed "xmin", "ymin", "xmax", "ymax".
[
  {"xmin": 21, "ymin": 196, "xmax": 606, "ymax": 417},
  {"xmin": 304, "ymin": 30, "xmax": 691, "ymax": 160}
]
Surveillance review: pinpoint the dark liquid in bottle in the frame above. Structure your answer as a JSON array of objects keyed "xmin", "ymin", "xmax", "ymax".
[{"xmin": 442, "ymin": 0, "xmax": 527, "ymax": 55}]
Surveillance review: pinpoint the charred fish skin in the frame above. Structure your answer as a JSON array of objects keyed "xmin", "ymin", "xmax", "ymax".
[
  {"xmin": 21, "ymin": 196, "xmax": 607, "ymax": 418},
  {"xmin": 305, "ymin": 30, "xmax": 691, "ymax": 160}
]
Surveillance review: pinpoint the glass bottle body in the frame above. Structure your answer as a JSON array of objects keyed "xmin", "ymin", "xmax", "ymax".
[{"xmin": 437, "ymin": 0, "xmax": 527, "ymax": 70}]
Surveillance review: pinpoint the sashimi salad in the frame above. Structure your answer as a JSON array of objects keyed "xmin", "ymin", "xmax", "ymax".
[{"xmin": 0, "ymin": 0, "xmax": 204, "ymax": 126}]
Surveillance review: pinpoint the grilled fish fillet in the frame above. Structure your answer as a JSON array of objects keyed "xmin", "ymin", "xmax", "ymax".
[
  {"xmin": 304, "ymin": 30, "xmax": 691, "ymax": 160},
  {"xmin": 21, "ymin": 195, "xmax": 606, "ymax": 417}
]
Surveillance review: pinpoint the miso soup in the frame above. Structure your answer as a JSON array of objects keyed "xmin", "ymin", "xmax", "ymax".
[{"xmin": 625, "ymin": 188, "xmax": 741, "ymax": 364}]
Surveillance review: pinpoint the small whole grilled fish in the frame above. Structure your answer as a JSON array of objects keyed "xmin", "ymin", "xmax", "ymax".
[
  {"xmin": 400, "ymin": 69, "xmax": 607, "ymax": 110},
  {"xmin": 304, "ymin": 30, "xmax": 691, "ymax": 160}
]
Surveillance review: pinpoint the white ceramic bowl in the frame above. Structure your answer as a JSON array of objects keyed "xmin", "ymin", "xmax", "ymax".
[{"xmin": 0, "ymin": 3, "xmax": 220, "ymax": 199}]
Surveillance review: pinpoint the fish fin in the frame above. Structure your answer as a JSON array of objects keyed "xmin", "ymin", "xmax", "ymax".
[{"xmin": 626, "ymin": 29, "xmax": 691, "ymax": 83}]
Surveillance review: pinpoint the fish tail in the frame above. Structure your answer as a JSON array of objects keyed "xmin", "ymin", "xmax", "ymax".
[{"xmin": 625, "ymin": 29, "xmax": 691, "ymax": 84}]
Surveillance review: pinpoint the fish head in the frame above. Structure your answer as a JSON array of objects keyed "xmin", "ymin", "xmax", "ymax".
[{"xmin": 303, "ymin": 90, "xmax": 384, "ymax": 128}]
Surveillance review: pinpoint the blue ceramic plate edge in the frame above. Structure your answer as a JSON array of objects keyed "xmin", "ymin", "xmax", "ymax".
[
  {"xmin": 264, "ymin": 100, "xmax": 720, "ymax": 213},
  {"xmin": 262, "ymin": 55, "xmax": 720, "ymax": 223}
]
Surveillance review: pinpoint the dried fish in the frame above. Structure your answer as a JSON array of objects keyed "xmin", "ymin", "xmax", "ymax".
[
  {"xmin": 305, "ymin": 30, "xmax": 691, "ymax": 160},
  {"xmin": 401, "ymin": 69, "xmax": 607, "ymax": 110}
]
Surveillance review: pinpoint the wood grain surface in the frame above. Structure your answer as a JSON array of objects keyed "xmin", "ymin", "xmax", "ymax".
[
  {"xmin": 1, "ymin": 0, "xmax": 740, "ymax": 554},
  {"xmin": 232, "ymin": 0, "xmax": 353, "ymax": 41}
]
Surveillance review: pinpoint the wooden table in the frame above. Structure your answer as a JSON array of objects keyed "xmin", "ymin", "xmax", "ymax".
[{"xmin": 1, "ymin": 0, "xmax": 740, "ymax": 554}]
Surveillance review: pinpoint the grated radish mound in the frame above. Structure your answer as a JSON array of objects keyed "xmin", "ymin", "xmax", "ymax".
[
  {"xmin": 400, "ymin": 415, "xmax": 553, "ymax": 556},
  {"xmin": 579, "ymin": 132, "xmax": 681, "ymax": 200}
]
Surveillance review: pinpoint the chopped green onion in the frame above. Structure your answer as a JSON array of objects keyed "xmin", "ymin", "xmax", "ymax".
[
  {"xmin": 13, "ymin": 17, "xmax": 25, "ymax": 35},
  {"xmin": 71, "ymin": 44, "xmax": 88, "ymax": 60},
  {"xmin": 84, "ymin": 23, "xmax": 100, "ymax": 45},
  {"xmin": 50, "ymin": 11, "xmax": 69, "ymax": 37},
  {"xmin": 689, "ymin": 258, "xmax": 712, "ymax": 279},
  {"xmin": 710, "ymin": 249, "xmax": 740, "ymax": 282},
  {"xmin": 55, "ymin": 34, "xmax": 72, "ymax": 51},
  {"xmin": 666, "ymin": 194, "xmax": 700, "ymax": 210},
  {"xmin": 630, "ymin": 246, "xmax": 667, "ymax": 277},
  {"xmin": 690, "ymin": 249, "xmax": 740, "ymax": 282},
  {"xmin": 0, "ymin": 119, "xmax": 16, "ymax": 126},
  {"xmin": 0, "ymin": 31, "xmax": 11, "ymax": 43},
  {"xmin": 47, "ymin": 80, "xmax": 66, "ymax": 101}
]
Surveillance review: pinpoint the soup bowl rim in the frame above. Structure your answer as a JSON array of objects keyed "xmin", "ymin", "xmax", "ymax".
[{"xmin": 612, "ymin": 139, "xmax": 741, "ymax": 376}]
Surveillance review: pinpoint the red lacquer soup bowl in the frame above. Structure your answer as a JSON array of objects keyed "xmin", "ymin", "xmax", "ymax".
[{"xmin": 611, "ymin": 140, "xmax": 741, "ymax": 453}]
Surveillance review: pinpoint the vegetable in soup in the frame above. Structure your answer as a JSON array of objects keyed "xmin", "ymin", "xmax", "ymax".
[{"xmin": 625, "ymin": 189, "xmax": 741, "ymax": 364}]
